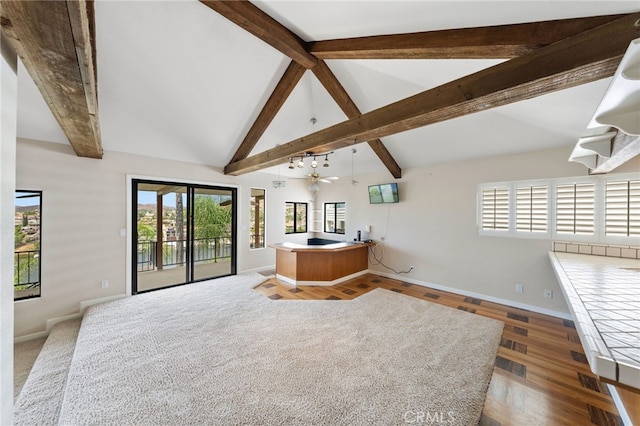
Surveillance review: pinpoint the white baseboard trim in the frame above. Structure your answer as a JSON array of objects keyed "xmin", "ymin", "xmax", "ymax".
[
  {"xmin": 277, "ymin": 270, "xmax": 368, "ymax": 287},
  {"xmin": 46, "ymin": 313, "xmax": 82, "ymax": 332},
  {"xmin": 14, "ymin": 312, "xmax": 83, "ymax": 343},
  {"xmin": 240, "ymin": 265, "xmax": 276, "ymax": 275},
  {"xmin": 16, "ymin": 294, "xmax": 128, "ymax": 342},
  {"xmin": 370, "ymin": 270, "xmax": 572, "ymax": 320},
  {"xmin": 14, "ymin": 330, "xmax": 48, "ymax": 343},
  {"xmin": 79, "ymin": 294, "xmax": 127, "ymax": 314}
]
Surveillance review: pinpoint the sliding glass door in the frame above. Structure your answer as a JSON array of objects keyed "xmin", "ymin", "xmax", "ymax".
[
  {"xmin": 191, "ymin": 186, "xmax": 235, "ymax": 281},
  {"xmin": 133, "ymin": 179, "xmax": 236, "ymax": 294}
]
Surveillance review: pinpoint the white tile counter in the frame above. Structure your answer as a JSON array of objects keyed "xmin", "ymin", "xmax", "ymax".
[{"xmin": 549, "ymin": 251, "xmax": 640, "ymax": 389}]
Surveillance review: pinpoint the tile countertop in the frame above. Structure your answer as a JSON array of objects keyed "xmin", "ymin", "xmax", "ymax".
[{"xmin": 549, "ymin": 252, "xmax": 640, "ymax": 389}]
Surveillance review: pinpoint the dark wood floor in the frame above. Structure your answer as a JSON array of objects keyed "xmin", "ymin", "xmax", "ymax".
[{"xmin": 254, "ymin": 273, "xmax": 626, "ymax": 426}]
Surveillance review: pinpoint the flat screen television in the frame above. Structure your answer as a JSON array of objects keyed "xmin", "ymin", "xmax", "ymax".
[{"xmin": 368, "ymin": 182, "xmax": 399, "ymax": 204}]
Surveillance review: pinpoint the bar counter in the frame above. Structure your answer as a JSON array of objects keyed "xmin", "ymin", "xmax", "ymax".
[
  {"xmin": 269, "ymin": 241, "xmax": 369, "ymax": 286},
  {"xmin": 548, "ymin": 251, "xmax": 639, "ymax": 389}
]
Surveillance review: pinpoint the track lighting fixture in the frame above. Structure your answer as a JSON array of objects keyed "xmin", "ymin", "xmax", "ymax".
[{"xmin": 288, "ymin": 151, "xmax": 333, "ymax": 171}]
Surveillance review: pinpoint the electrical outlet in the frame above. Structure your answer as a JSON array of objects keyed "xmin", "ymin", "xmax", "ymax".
[
  {"xmin": 515, "ymin": 284, "xmax": 524, "ymax": 293},
  {"xmin": 101, "ymin": 280, "xmax": 109, "ymax": 289},
  {"xmin": 544, "ymin": 289, "xmax": 553, "ymax": 299}
]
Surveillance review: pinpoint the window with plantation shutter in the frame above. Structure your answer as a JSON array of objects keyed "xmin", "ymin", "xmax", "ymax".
[
  {"xmin": 606, "ymin": 180, "xmax": 640, "ymax": 237},
  {"xmin": 556, "ymin": 183, "xmax": 594, "ymax": 235},
  {"xmin": 482, "ymin": 187, "xmax": 509, "ymax": 231},
  {"xmin": 516, "ymin": 185, "xmax": 548, "ymax": 233},
  {"xmin": 479, "ymin": 173, "xmax": 637, "ymax": 243}
]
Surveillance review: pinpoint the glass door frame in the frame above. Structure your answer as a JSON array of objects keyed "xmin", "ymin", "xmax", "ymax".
[{"xmin": 131, "ymin": 178, "xmax": 237, "ymax": 294}]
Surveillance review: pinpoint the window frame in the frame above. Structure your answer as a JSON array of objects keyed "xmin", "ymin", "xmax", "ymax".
[
  {"xmin": 250, "ymin": 188, "xmax": 266, "ymax": 249},
  {"xmin": 324, "ymin": 202, "xmax": 346, "ymax": 234},
  {"xmin": 515, "ymin": 184, "xmax": 549, "ymax": 235},
  {"xmin": 555, "ymin": 181, "xmax": 595, "ymax": 237},
  {"xmin": 285, "ymin": 202, "xmax": 308, "ymax": 234},
  {"xmin": 478, "ymin": 173, "xmax": 640, "ymax": 245},
  {"xmin": 479, "ymin": 186, "xmax": 510, "ymax": 234},
  {"xmin": 14, "ymin": 190, "xmax": 43, "ymax": 301},
  {"xmin": 605, "ymin": 179, "xmax": 640, "ymax": 238}
]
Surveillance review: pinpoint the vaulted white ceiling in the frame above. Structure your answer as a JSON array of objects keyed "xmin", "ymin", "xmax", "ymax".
[{"xmin": 15, "ymin": 1, "xmax": 639, "ymax": 179}]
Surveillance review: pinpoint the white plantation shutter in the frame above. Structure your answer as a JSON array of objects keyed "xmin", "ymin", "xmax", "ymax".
[
  {"xmin": 482, "ymin": 187, "xmax": 509, "ymax": 230},
  {"xmin": 516, "ymin": 185, "xmax": 548, "ymax": 232},
  {"xmin": 606, "ymin": 180, "xmax": 640, "ymax": 237},
  {"xmin": 479, "ymin": 173, "xmax": 637, "ymax": 243},
  {"xmin": 556, "ymin": 183, "xmax": 594, "ymax": 235}
]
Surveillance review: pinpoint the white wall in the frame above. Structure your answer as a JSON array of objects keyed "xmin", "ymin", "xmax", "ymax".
[
  {"xmin": 14, "ymin": 138, "xmax": 311, "ymax": 337},
  {"xmin": 1, "ymin": 30, "xmax": 18, "ymax": 425},
  {"xmin": 314, "ymin": 146, "xmax": 640, "ymax": 316},
  {"xmin": 14, "ymin": 138, "xmax": 640, "ymax": 336}
]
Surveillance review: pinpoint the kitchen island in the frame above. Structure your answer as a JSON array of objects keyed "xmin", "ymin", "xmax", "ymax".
[{"xmin": 269, "ymin": 241, "xmax": 369, "ymax": 286}]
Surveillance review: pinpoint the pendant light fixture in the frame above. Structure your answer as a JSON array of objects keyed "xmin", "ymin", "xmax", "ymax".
[
  {"xmin": 351, "ymin": 147, "xmax": 358, "ymax": 185},
  {"xmin": 287, "ymin": 118, "xmax": 336, "ymax": 171}
]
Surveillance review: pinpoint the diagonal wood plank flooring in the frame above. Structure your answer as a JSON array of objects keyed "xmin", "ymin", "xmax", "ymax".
[{"xmin": 254, "ymin": 273, "xmax": 625, "ymax": 426}]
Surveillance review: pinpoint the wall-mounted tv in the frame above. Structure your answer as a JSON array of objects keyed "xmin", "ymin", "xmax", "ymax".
[{"xmin": 368, "ymin": 183, "xmax": 399, "ymax": 204}]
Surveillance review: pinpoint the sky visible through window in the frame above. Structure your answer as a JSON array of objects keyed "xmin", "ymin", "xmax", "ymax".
[
  {"xmin": 138, "ymin": 191, "xmax": 181, "ymax": 207},
  {"xmin": 15, "ymin": 193, "xmax": 40, "ymax": 207}
]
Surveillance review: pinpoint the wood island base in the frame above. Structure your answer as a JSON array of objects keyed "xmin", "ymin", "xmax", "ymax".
[{"xmin": 269, "ymin": 241, "xmax": 369, "ymax": 286}]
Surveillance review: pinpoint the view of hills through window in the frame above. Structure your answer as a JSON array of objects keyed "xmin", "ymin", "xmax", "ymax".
[{"xmin": 14, "ymin": 191, "xmax": 42, "ymax": 300}]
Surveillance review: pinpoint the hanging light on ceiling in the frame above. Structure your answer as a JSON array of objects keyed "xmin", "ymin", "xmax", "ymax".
[
  {"xmin": 351, "ymin": 147, "xmax": 358, "ymax": 185},
  {"xmin": 272, "ymin": 164, "xmax": 286, "ymax": 188},
  {"xmin": 308, "ymin": 181, "xmax": 320, "ymax": 194},
  {"xmin": 291, "ymin": 151, "xmax": 333, "ymax": 170}
]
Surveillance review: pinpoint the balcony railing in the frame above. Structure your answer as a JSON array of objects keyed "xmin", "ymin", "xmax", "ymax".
[
  {"xmin": 14, "ymin": 250, "xmax": 41, "ymax": 298},
  {"xmin": 137, "ymin": 237, "xmax": 232, "ymax": 272},
  {"xmin": 250, "ymin": 232, "xmax": 264, "ymax": 249}
]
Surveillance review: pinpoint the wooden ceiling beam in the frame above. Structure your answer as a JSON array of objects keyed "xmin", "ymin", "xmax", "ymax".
[
  {"xmin": 224, "ymin": 13, "xmax": 640, "ymax": 175},
  {"xmin": 309, "ymin": 14, "xmax": 628, "ymax": 60},
  {"xmin": 229, "ymin": 61, "xmax": 306, "ymax": 164},
  {"xmin": 202, "ymin": 0, "xmax": 403, "ymax": 177},
  {"xmin": 199, "ymin": 0, "xmax": 317, "ymax": 69},
  {"xmin": 1, "ymin": 0, "xmax": 102, "ymax": 158},
  {"xmin": 312, "ymin": 61, "xmax": 402, "ymax": 178}
]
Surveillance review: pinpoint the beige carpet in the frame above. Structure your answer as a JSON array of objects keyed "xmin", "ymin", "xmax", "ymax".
[
  {"xmin": 47, "ymin": 273, "xmax": 503, "ymax": 425},
  {"xmin": 13, "ymin": 335, "xmax": 46, "ymax": 400},
  {"xmin": 14, "ymin": 318, "xmax": 81, "ymax": 425}
]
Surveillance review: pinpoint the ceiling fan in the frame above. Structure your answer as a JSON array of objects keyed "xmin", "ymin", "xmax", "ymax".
[
  {"xmin": 306, "ymin": 172, "xmax": 338, "ymax": 195},
  {"xmin": 307, "ymin": 172, "xmax": 339, "ymax": 184},
  {"xmin": 290, "ymin": 171, "xmax": 338, "ymax": 195}
]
